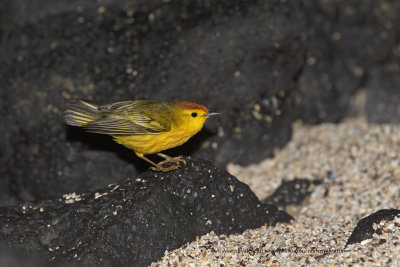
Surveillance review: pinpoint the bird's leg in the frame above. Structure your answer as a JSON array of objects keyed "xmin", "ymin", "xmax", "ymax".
[
  {"xmin": 156, "ymin": 153, "xmax": 186, "ymax": 166},
  {"xmin": 138, "ymin": 154, "xmax": 180, "ymax": 172}
]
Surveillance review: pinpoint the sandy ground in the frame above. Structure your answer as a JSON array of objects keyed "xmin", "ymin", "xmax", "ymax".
[{"xmin": 152, "ymin": 117, "xmax": 400, "ymax": 266}]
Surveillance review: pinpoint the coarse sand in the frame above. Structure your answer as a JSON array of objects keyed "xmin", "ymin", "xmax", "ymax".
[{"xmin": 153, "ymin": 117, "xmax": 400, "ymax": 266}]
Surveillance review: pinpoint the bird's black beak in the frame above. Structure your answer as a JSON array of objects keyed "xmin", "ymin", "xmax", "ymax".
[{"xmin": 202, "ymin": 112, "xmax": 219, "ymax": 117}]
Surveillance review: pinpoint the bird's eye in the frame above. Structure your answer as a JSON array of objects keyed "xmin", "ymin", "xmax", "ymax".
[{"xmin": 191, "ymin": 112, "xmax": 198, "ymax": 118}]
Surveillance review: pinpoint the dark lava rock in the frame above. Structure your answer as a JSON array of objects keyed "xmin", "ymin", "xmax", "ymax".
[
  {"xmin": 262, "ymin": 178, "xmax": 323, "ymax": 208},
  {"xmin": 0, "ymin": 0, "xmax": 305, "ymax": 203},
  {"xmin": 297, "ymin": 0, "xmax": 400, "ymax": 123},
  {"xmin": 0, "ymin": 158, "xmax": 293, "ymax": 267},
  {"xmin": 346, "ymin": 209, "xmax": 400, "ymax": 247},
  {"xmin": 366, "ymin": 48, "xmax": 400, "ymax": 123},
  {"xmin": 3, "ymin": 0, "xmax": 400, "ymax": 209},
  {"xmin": 0, "ymin": 247, "xmax": 56, "ymax": 267}
]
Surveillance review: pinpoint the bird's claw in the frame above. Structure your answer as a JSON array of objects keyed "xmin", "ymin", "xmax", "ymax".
[
  {"xmin": 150, "ymin": 165, "xmax": 179, "ymax": 172},
  {"xmin": 158, "ymin": 156, "xmax": 186, "ymax": 166},
  {"xmin": 150, "ymin": 156, "xmax": 186, "ymax": 172}
]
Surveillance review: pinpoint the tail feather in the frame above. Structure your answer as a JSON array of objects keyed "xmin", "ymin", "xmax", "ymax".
[{"xmin": 64, "ymin": 100, "xmax": 101, "ymax": 127}]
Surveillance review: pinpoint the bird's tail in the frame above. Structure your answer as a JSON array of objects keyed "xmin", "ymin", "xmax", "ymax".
[{"xmin": 64, "ymin": 100, "xmax": 101, "ymax": 127}]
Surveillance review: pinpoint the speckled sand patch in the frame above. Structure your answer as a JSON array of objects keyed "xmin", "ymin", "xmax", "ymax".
[{"xmin": 153, "ymin": 117, "xmax": 400, "ymax": 266}]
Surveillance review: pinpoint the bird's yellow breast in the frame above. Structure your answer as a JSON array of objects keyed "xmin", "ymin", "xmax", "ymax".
[{"xmin": 113, "ymin": 125, "xmax": 198, "ymax": 156}]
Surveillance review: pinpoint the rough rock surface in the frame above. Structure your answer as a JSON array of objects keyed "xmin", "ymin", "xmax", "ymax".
[
  {"xmin": 0, "ymin": 0, "xmax": 305, "ymax": 203},
  {"xmin": 2, "ymin": 0, "xmax": 400, "ymax": 204},
  {"xmin": 297, "ymin": 0, "xmax": 400, "ymax": 123},
  {"xmin": 346, "ymin": 209, "xmax": 400, "ymax": 247},
  {"xmin": 366, "ymin": 45, "xmax": 400, "ymax": 123},
  {"xmin": 0, "ymin": 158, "xmax": 292, "ymax": 267},
  {"xmin": 0, "ymin": 248, "xmax": 56, "ymax": 267},
  {"xmin": 262, "ymin": 178, "xmax": 323, "ymax": 208}
]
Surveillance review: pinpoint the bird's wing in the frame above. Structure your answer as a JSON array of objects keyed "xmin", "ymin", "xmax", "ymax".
[{"xmin": 83, "ymin": 101, "xmax": 171, "ymax": 135}]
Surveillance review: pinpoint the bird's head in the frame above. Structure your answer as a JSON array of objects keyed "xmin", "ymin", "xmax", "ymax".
[{"xmin": 174, "ymin": 101, "xmax": 218, "ymax": 134}]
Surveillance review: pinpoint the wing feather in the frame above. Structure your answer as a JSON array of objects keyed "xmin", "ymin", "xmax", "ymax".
[{"xmin": 83, "ymin": 101, "xmax": 171, "ymax": 135}]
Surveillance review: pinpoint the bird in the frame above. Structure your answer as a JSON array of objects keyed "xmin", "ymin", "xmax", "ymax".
[{"xmin": 64, "ymin": 99, "xmax": 218, "ymax": 172}]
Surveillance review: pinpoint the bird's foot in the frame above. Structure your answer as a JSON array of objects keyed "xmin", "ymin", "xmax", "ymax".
[
  {"xmin": 157, "ymin": 156, "xmax": 186, "ymax": 166},
  {"xmin": 150, "ymin": 154, "xmax": 186, "ymax": 172},
  {"xmin": 150, "ymin": 164, "xmax": 180, "ymax": 172}
]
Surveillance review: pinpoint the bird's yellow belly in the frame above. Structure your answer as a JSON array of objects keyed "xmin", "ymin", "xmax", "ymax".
[{"xmin": 113, "ymin": 130, "xmax": 192, "ymax": 155}]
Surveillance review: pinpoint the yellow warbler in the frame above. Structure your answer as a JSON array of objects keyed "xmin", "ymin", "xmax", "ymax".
[{"xmin": 64, "ymin": 100, "xmax": 218, "ymax": 172}]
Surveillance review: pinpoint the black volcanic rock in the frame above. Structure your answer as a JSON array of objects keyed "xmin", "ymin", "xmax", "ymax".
[
  {"xmin": 263, "ymin": 178, "xmax": 323, "ymax": 208},
  {"xmin": 346, "ymin": 209, "xmax": 400, "ymax": 247},
  {"xmin": 0, "ymin": 0, "xmax": 305, "ymax": 203},
  {"xmin": 2, "ymin": 0, "xmax": 400, "ymax": 212},
  {"xmin": 0, "ymin": 247, "xmax": 57, "ymax": 267},
  {"xmin": 297, "ymin": 0, "xmax": 399, "ymax": 123},
  {"xmin": 366, "ymin": 48, "xmax": 400, "ymax": 123},
  {"xmin": 0, "ymin": 158, "xmax": 293, "ymax": 267}
]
